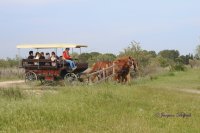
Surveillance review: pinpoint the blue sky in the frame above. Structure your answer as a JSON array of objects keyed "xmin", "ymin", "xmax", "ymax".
[{"xmin": 0, "ymin": 0, "xmax": 200, "ymax": 58}]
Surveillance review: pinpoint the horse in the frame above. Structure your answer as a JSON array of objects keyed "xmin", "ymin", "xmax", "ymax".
[
  {"xmin": 81, "ymin": 56, "xmax": 138, "ymax": 83},
  {"xmin": 113, "ymin": 56, "xmax": 138, "ymax": 83},
  {"xmin": 89, "ymin": 61, "xmax": 113, "ymax": 82},
  {"xmin": 80, "ymin": 61, "xmax": 113, "ymax": 83}
]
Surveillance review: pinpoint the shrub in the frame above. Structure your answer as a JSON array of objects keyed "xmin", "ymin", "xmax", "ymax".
[
  {"xmin": 170, "ymin": 64, "xmax": 186, "ymax": 71},
  {"xmin": 189, "ymin": 59, "xmax": 200, "ymax": 68}
]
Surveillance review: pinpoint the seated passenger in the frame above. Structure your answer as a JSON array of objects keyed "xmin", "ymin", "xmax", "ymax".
[
  {"xmin": 44, "ymin": 53, "xmax": 51, "ymax": 65},
  {"xmin": 39, "ymin": 52, "xmax": 45, "ymax": 66},
  {"xmin": 28, "ymin": 51, "xmax": 34, "ymax": 59},
  {"xmin": 40, "ymin": 52, "xmax": 45, "ymax": 59},
  {"xmin": 51, "ymin": 52, "xmax": 58, "ymax": 66},
  {"xmin": 34, "ymin": 52, "xmax": 40, "ymax": 59},
  {"xmin": 45, "ymin": 53, "xmax": 50, "ymax": 59},
  {"xmin": 28, "ymin": 51, "xmax": 34, "ymax": 64},
  {"xmin": 62, "ymin": 48, "xmax": 77, "ymax": 70},
  {"xmin": 34, "ymin": 52, "xmax": 40, "ymax": 65}
]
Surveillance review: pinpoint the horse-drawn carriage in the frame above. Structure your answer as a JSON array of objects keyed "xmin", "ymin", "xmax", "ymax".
[{"xmin": 17, "ymin": 44, "xmax": 88, "ymax": 85}]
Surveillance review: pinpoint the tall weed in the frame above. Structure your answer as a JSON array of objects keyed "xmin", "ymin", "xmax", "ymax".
[{"xmin": 0, "ymin": 67, "xmax": 24, "ymax": 81}]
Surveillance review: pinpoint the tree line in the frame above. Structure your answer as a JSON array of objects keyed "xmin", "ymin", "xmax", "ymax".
[{"xmin": 0, "ymin": 42, "xmax": 200, "ymax": 70}]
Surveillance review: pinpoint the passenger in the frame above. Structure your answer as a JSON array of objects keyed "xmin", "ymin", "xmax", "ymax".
[
  {"xmin": 50, "ymin": 52, "xmax": 58, "ymax": 61},
  {"xmin": 62, "ymin": 48, "xmax": 77, "ymax": 70},
  {"xmin": 51, "ymin": 52, "xmax": 58, "ymax": 66},
  {"xmin": 45, "ymin": 53, "xmax": 50, "ymax": 59},
  {"xmin": 40, "ymin": 52, "xmax": 45, "ymax": 59},
  {"xmin": 34, "ymin": 52, "xmax": 40, "ymax": 65},
  {"xmin": 34, "ymin": 52, "xmax": 40, "ymax": 59},
  {"xmin": 39, "ymin": 52, "xmax": 45, "ymax": 66},
  {"xmin": 44, "ymin": 53, "xmax": 51, "ymax": 65},
  {"xmin": 28, "ymin": 51, "xmax": 34, "ymax": 59},
  {"xmin": 28, "ymin": 51, "xmax": 34, "ymax": 65}
]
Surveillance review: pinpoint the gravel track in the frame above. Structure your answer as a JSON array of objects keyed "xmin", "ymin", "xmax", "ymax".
[{"xmin": 0, "ymin": 80, "xmax": 24, "ymax": 88}]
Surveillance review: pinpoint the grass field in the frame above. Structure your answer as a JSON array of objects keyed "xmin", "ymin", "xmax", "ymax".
[
  {"xmin": 0, "ymin": 69, "xmax": 200, "ymax": 133},
  {"xmin": 0, "ymin": 68, "xmax": 24, "ymax": 81}
]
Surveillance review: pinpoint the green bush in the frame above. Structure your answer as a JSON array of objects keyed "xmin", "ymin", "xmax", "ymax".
[{"xmin": 170, "ymin": 64, "xmax": 186, "ymax": 71}]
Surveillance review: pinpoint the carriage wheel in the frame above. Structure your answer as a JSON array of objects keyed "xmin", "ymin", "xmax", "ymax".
[
  {"xmin": 64, "ymin": 73, "xmax": 78, "ymax": 86},
  {"xmin": 25, "ymin": 72, "xmax": 38, "ymax": 85}
]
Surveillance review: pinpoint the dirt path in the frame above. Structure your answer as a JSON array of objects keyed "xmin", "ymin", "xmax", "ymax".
[
  {"xmin": 178, "ymin": 89, "xmax": 200, "ymax": 95},
  {"xmin": 0, "ymin": 80, "xmax": 24, "ymax": 88},
  {"xmin": 0, "ymin": 80, "xmax": 200, "ymax": 95}
]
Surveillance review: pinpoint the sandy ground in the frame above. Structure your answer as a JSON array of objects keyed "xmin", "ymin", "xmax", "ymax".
[
  {"xmin": 0, "ymin": 80, "xmax": 24, "ymax": 88},
  {"xmin": 179, "ymin": 89, "xmax": 200, "ymax": 95},
  {"xmin": 0, "ymin": 80, "xmax": 58, "ymax": 96}
]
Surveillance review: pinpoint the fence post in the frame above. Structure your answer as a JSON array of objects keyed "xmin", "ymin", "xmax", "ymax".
[
  {"xmin": 112, "ymin": 62, "xmax": 115, "ymax": 75},
  {"xmin": 103, "ymin": 68, "xmax": 105, "ymax": 80}
]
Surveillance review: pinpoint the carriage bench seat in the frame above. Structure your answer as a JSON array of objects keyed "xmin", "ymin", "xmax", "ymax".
[
  {"xmin": 21, "ymin": 59, "xmax": 58, "ymax": 69},
  {"xmin": 23, "ymin": 65, "xmax": 58, "ymax": 70}
]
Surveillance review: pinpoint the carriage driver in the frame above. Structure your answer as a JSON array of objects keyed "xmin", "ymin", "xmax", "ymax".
[{"xmin": 62, "ymin": 48, "xmax": 77, "ymax": 70}]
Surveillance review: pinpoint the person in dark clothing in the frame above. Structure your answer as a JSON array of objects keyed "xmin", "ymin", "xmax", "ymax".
[
  {"xmin": 28, "ymin": 51, "xmax": 34, "ymax": 64},
  {"xmin": 28, "ymin": 51, "xmax": 34, "ymax": 59},
  {"xmin": 40, "ymin": 52, "xmax": 45, "ymax": 59},
  {"xmin": 39, "ymin": 52, "xmax": 45, "ymax": 66}
]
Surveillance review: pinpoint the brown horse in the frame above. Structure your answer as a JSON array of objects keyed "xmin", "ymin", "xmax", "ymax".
[
  {"xmin": 89, "ymin": 61, "xmax": 113, "ymax": 82},
  {"xmin": 113, "ymin": 56, "xmax": 138, "ymax": 83},
  {"xmin": 81, "ymin": 56, "xmax": 138, "ymax": 83},
  {"xmin": 81, "ymin": 61, "xmax": 113, "ymax": 82}
]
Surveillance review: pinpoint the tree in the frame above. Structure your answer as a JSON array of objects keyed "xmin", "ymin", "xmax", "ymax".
[
  {"xmin": 195, "ymin": 45, "xmax": 200, "ymax": 59},
  {"xmin": 90, "ymin": 52, "xmax": 101, "ymax": 57},
  {"xmin": 93, "ymin": 53, "xmax": 116, "ymax": 62},
  {"xmin": 78, "ymin": 53, "xmax": 92, "ymax": 62},
  {"xmin": 179, "ymin": 54, "xmax": 193, "ymax": 65},
  {"xmin": 158, "ymin": 50, "xmax": 180, "ymax": 61},
  {"xmin": 148, "ymin": 51, "xmax": 157, "ymax": 58},
  {"xmin": 122, "ymin": 41, "xmax": 141, "ymax": 57},
  {"xmin": 71, "ymin": 52, "xmax": 79, "ymax": 59},
  {"xmin": 119, "ymin": 41, "xmax": 157, "ymax": 68}
]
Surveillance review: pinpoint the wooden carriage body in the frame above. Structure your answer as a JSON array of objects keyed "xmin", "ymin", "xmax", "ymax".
[
  {"xmin": 21, "ymin": 59, "xmax": 88, "ymax": 82},
  {"xmin": 17, "ymin": 44, "xmax": 88, "ymax": 85}
]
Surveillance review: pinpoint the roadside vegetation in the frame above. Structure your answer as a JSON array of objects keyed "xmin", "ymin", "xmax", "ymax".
[{"xmin": 0, "ymin": 58, "xmax": 24, "ymax": 81}]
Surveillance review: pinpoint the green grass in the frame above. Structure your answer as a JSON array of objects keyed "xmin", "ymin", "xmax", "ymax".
[
  {"xmin": 0, "ymin": 69, "xmax": 200, "ymax": 132},
  {"xmin": 141, "ymin": 69, "xmax": 200, "ymax": 91},
  {"xmin": 0, "ymin": 87, "xmax": 26, "ymax": 100}
]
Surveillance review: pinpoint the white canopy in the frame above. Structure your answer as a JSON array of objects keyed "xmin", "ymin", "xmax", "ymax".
[{"xmin": 16, "ymin": 44, "xmax": 88, "ymax": 49}]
